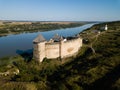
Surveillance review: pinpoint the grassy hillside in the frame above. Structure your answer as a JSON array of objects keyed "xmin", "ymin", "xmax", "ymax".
[{"xmin": 0, "ymin": 21, "xmax": 120, "ymax": 90}]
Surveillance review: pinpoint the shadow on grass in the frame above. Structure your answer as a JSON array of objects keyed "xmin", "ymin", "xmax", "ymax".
[
  {"xmin": 87, "ymin": 64, "xmax": 120, "ymax": 90},
  {"xmin": 16, "ymin": 49, "xmax": 33, "ymax": 62},
  {"xmin": 47, "ymin": 47, "xmax": 99, "ymax": 82}
]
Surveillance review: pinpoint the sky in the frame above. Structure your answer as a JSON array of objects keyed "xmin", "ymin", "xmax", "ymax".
[{"xmin": 0, "ymin": 0, "xmax": 120, "ymax": 21}]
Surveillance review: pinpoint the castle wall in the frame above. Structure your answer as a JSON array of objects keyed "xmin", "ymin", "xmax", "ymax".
[
  {"xmin": 61, "ymin": 38, "xmax": 82, "ymax": 58},
  {"xmin": 44, "ymin": 38, "xmax": 82, "ymax": 59},
  {"xmin": 33, "ymin": 37, "xmax": 82, "ymax": 62},
  {"xmin": 45, "ymin": 43, "xmax": 60, "ymax": 59}
]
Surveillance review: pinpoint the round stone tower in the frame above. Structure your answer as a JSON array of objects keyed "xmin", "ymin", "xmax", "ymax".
[{"xmin": 33, "ymin": 34, "xmax": 46, "ymax": 62}]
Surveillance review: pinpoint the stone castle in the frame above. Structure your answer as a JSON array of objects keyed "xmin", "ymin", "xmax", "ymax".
[{"xmin": 33, "ymin": 34, "xmax": 82, "ymax": 62}]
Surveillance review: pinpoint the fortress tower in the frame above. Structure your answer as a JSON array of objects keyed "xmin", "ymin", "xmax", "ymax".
[{"xmin": 33, "ymin": 34, "xmax": 46, "ymax": 62}]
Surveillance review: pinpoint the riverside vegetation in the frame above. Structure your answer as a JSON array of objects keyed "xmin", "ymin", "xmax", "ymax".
[
  {"xmin": 0, "ymin": 21, "xmax": 120, "ymax": 90},
  {"xmin": 0, "ymin": 21, "xmax": 86, "ymax": 36}
]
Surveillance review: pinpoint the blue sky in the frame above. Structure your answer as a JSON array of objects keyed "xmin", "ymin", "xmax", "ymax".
[{"xmin": 0, "ymin": 0, "xmax": 120, "ymax": 21}]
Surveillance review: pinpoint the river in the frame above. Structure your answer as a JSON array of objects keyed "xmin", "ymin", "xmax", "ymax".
[{"xmin": 0, "ymin": 23, "xmax": 96, "ymax": 58}]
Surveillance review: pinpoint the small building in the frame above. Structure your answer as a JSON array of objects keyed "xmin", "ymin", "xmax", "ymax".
[
  {"xmin": 105, "ymin": 24, "xmax": 108, "ymax": 31},
  {"xmin": 100, "ymin": 24, "xmax": 108, "ymax": 31},
  {"xmin": 92, "ymin": 30, "xmax": 99, "ymax": 33}
]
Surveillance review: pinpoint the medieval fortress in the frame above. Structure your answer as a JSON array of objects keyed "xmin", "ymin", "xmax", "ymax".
[
  {"xmin": 33, "ymin": 24, "xmax": 108, "ymax": 62},
  {"xmin": 33, "ymin": 34, "xmax": 82, "ymax": 62}
]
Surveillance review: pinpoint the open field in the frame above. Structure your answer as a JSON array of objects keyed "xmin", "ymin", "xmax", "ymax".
[{"xmin": 0, "ymin": 21, "xmax": 81, "ymax": 25}]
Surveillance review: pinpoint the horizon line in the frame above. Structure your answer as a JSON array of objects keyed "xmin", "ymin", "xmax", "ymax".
[{"xmin": 0, "ymin": 19, "xmax": 120, "ymax": 22}]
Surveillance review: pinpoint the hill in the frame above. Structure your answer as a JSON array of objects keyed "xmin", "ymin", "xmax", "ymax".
[{"xmin": 0, "ymin": 21, "xmax": 120, "ymax": 90}]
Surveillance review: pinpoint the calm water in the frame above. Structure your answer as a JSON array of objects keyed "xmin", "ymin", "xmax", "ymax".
[{"xmin": 0, "ymin": 23, "xmax": 96, "ymax": 58}]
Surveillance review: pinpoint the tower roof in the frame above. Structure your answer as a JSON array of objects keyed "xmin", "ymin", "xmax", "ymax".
[
  {"xmin": 52, "ymin": 34, "xmax": 63, "ymax": 41},
  {"xmin": 33, "ymin": 34, "xmax": 46, "ymax": 43}
]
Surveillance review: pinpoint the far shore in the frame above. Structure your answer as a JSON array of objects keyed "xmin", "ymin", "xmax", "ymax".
[{"xmin": 0, "ymin": 21, "xmax": 91, "ymax": 37}]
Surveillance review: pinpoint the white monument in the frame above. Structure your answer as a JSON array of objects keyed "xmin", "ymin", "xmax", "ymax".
[{"xmin": 105, "ymin": 24, "xmax": 108, "ymax": 31}]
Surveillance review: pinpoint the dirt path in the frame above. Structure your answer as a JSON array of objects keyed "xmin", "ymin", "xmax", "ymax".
[{"xmin": 90, "ymin": 33, "xmax": 100, "ymax": 54}]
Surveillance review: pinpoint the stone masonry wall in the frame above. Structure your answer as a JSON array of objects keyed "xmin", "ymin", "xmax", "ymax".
[
  {"xmin": 45, "ymin": 43, "xmax": 60, "ymax": 59},
  {"xmin": 61, "ymin": 38, "xmax": 82, "ymax": 58},
  {"xmin": 33, "ymin": 37, "xmax": 82, "ymax": 62}
]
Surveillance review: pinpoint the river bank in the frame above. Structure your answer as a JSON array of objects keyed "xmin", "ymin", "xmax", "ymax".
[{"xmin": 0, "ymin": 21, "xmax": 89, "ymax": 37}]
